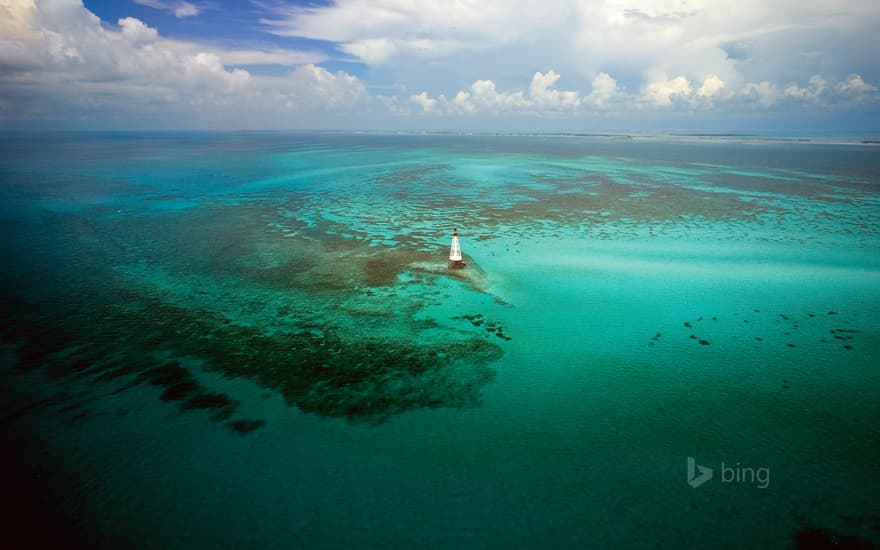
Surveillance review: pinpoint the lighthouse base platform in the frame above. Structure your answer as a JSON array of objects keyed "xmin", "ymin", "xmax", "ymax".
[{"xmin": 448, "ymin": 260, "xmax": 467, "ymax": 269}]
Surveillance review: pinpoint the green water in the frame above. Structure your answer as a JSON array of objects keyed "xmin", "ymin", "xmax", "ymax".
[{"xmin": 0, "ymin": 132, "xmax": 878, "ymax": 548}]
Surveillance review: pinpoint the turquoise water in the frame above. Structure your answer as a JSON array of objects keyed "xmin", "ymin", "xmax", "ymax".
[{"xmin": 1, "ymin": 132, "xmax": 878, "ymax": 547}]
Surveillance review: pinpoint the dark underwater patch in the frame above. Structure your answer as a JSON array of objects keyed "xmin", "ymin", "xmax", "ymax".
[
  {"xmin": 3, "ymin": 259, "xmax": 504, "ymax": 427},
  {"xmin": 227, "ymin": 419, "xmax": 266, "ymax": 435}
]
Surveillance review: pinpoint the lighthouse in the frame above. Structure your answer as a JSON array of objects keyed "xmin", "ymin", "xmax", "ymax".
[{"xmin": 449, "ymin": 228, "xmax": 466, "ymax": 269}]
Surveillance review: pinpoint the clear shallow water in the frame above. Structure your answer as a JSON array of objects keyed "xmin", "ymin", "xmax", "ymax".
[{"xmin": 1, "ymin": 132, "xmax": 878, "ymax": 548}]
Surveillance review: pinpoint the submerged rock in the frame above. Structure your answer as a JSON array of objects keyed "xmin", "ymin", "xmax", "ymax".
[
  {"xmin": 226, "ymin": 419, "xmax": 266, "ymax": 435},
  {"xmin": 160, "ymin": 381, "xmax": 199, "ymax": 402},
  {"xmin": 455, "ymin": 314, "xmax": 486, "ymax": 327}
]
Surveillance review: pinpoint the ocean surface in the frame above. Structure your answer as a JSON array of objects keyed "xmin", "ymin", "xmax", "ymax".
[{"xmin": 1, "ymin": 132, "xmax": 878, "ymax": 548}]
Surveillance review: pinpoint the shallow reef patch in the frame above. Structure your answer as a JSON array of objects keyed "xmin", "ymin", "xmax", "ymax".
[{"xmin": 1, "ymin": 204, "xmax": 507, "ymax": 428}]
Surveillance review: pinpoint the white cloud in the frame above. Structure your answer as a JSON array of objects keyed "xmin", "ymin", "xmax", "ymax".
[
  {"xmin": 409, "ymin": 71, "xmax": 614, "ymax": 116},
  {"xmin": 784, "ymin": 83, "xmax": 812, "ymax": 100},
  {"xmin": 259, "ymin": 0, "xmax": 571, "ymax": 93},
  {"xmin": 118, "ymin": 17, "xmax": 159, "ymax": 46},
  {"xmin": 808, "ymin": 75, "xmax": 828, "ymax": 95},
  {"xmin": 260, "ymin": 1, "xmax": 879, "ymax": 112},
  {"xmin": 783, "ymin": 73, "xmax": 877, "ymax": 106},
  {"xmin": 468, "ymin": 79, "xmax": 528, "ymax": 111},
  {"xmin": 415, "ymin": 72, "xmax": 581, "ymax": 115},
  {"xmin": 376, "ymin": 94, "xmax": 404, "ymax": 113},
  {"xmin": 643, "ymin": 74, "xmax": 692, "ymax": 107},
  {"xmin": 217, "ymin": 49, "xmax": 326, "ymax": 67},
  {"xmin": 405, "ymin": 78, "xmax": 533, "ymax": 116},
  {"xmin": 410, "ymin": 91, "xmax": 436, "ymax": 111},
  {"xmin": 529, "ymin": 71, "xmax": 580, "ymax": 109},
  {"xmin": 690, "ymin": 74, "xmax": 731, "ymax": 107},
  {"xmin": 0, "ymin": 0, "xmax": 41, "ymax": 41},
  {"xmin": 340, "ymin": 38, "xmax": 397, "ymax": 64},
  {"xmin": 173, "ymin": 2, "xmax": 199, "ymax": 18},
  {"xmin": 190, "ymin": 52, "xmax": 250, "ymax": 90},
  {"xmin": 276, "ymin": 64, "xmax": 368, "ymax": 111},
  {"xmin": 261, "ymin": 0, "xmax": 544, "ymax": 45},
  {"xmin": 0, "ymin": 0, "xmax": 878, "ymax": 128},
  {"xmin": 339, "ymin": 37, "xmax": 470, "ymax": 65},
  {"xmin": 784, "ymin": 74, "xmax": 825, "ymax": 102},
  {"xmin": 835, "ymin": 73, "xmax": 877, "ymax": 95},
  {"xmin": 0, "ymin": 0, "xmax": 368, "ymax": 128},
  {"xmin": 697, "ymin": 74, "xmax": 725, "ymax": 99},
  {"xmin": 449, "ymin": 90, "xmax": 476, "ymax": 113},
  {"xmin": 133, "ymin": 0, "xmax": 200, "ymax": 19},
  {"xmin": 587, "ymin": 73, "xmax": 618, "ymax": 103},
  {"xmin": 741, "ymin": 81, "xmax": 778, "ymax": 107}
]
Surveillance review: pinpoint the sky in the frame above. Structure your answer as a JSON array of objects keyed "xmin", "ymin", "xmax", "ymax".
[{"xmin": 0, "ymin": 0, "xmax": 878, "ymax": 131}]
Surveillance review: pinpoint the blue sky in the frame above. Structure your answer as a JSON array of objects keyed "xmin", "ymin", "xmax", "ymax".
[{"xmin": 1, "ymin": 0, "xmax": 878, "ymax": 131}]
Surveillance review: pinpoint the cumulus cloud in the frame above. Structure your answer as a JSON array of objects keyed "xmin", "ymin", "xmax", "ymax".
[
  {"xmin": 0, "ymin": 1, "xmax": 245, "ymax": 90},
  {"xmin": 696, "ymin": 75, "xmax": 725, "ymax": 100},
  {"xmin": 470, "ymin": 79, "xmax": 528, "ymax": 111},
  {"xmin": 742, "ymin": 81, "xmax": 778, "ymax": 107},
  {"xmin": 408, "ymin": 71, "xmax": 583, "ymax": 116},
  {"xmin": 449, "ymin": 91, "xmax": 476, "ymax": 114},
  {"xmin": 260, "ymin": 0, "xmax": 879, "ymax": 115},
  {"xmin": 530, "ymin": 71, "xmax": 580, "ymax": 109},
  {"xmin": 259, "ymin": 0, "xmax": 572, "ymax": 92},
  {"xmin": 0, "ymin": 0, "xmax": 878, "ymax": 128},
  {"xmin": 643, "ymin": 74, "xmax": 692, "ymax": 107},
  {"xmin": 118, "ymin": 16, "xmax": 159, "ymax": 46},
  {"xmin": 350, "ymin": 66, "xmax": 880, "ymax": 120},
  {"xmin": 0, "ymin": 0, "xmax": 41, "ymax": 42},
  {"xmin": 784, "ymin": 73, "xmax": 878, "ymax": 107},
  {"xmin": 784, "ymin": 74, "xmax": 826, "ymax": 102},
  {"xmin": 410, "ymin": 91, "xmax": 436, "ymax": 111},
  {"xmin": 0, "ymin": 0, "xmax": 367, "ymax": 127},
  {"xmin": 835, "ymin": 73, "xmax": 877, "ymax": 96},
  {"xmin": 281, "ymin": 64, "xmax": 368, "ymax": 110},
  {"xmin": 586, "ymin": 72, "xmax": 624, "ymax": 108}
]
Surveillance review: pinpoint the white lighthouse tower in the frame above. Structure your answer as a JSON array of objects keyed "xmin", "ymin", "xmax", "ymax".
[{"xmin": 449, "ymin": 228, "xmax": 465, "ymax": 269}]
